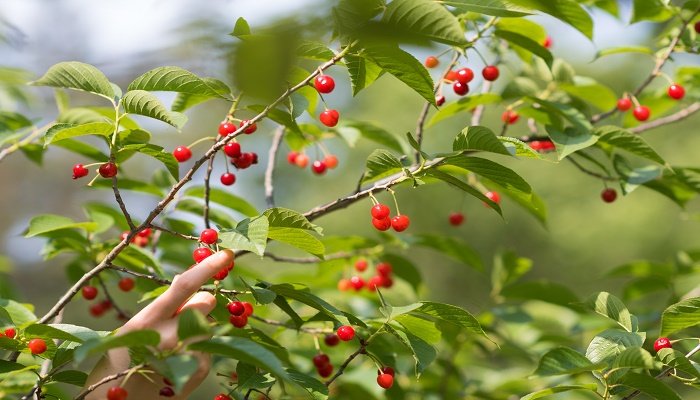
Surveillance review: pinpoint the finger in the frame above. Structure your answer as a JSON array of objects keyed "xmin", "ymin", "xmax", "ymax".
[
  {"xmin": 144, "ymin": 250, "xmax": 234, "ymax": 319},
  {"xmin": 177, "ymin": 292, "xmax": 217, "ymax": 316}
]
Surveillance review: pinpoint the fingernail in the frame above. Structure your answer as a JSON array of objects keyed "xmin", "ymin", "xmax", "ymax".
[{"xmin": 218, "ymin": 249, "xmax": 234, "ymax": 260}]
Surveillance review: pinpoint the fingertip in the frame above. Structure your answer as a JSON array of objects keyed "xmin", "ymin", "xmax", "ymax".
[{"xmin": 217, "ymin": 249, "xmax": 235, "ymax": 261}]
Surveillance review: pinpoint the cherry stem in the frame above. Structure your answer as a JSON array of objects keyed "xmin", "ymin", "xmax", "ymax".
[
  {"xmin": 657, "ymin": 71, "xmax": 675, "ymax": 85},
  {"xmin": 630, "ymin": 95, "xmax": 641, "ymax": 108},
  {"xmin": 471, "ymin": 46, "xmax": 490, "ymax": 66},
  {"xmin": 387, "ymin": 188, "xmax": 401, "ymax": 215},
  {"xmin": 187, "ymin": 136, "xmax": 217, "ymax": 149},
  {"xmin": 368, "ymin": 192, "xmax": 379, "ymax": 205},
  {"xmin": 313, "ymin": 335, "xmax": 321, "ymax": 352}
]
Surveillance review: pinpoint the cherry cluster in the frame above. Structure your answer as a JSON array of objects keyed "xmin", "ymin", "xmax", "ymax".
[
  {"xmin": 287, "ymin": 151, "xmax": 338, "ymax": 175},
  {"xmin": 616, "ymin": 83, "xmax": 685, "ymax": 122},
  {"xmin": 370, "ymin": 204, "xmax": 409, "ymax": 232},
  {"xmin": 72, "ymin": 161, "xmax": 118, "ymax": 180},
  {"xmin": 191, "ymin": 229, "xmax": 236, "ymax": 281},
  {"xmin": 227, "ymin": 300, "xmax": 254, "ymax": 328},
  {"xmin": 338, "ymin": 260, "xmax": 394, "ymax": 292},
  {"xmin": 376, "ymin": 366, "xmax": 395, "ymax": 390},
  {"xmin": 425, "ymin": 57, "xmax": 501, "ymax": 99},
  {"xmin": 82, "ymin": 273, "xmax": 134, "ymax": 318},
  {"xmin": 0, "ymin": 327, "xmax": 47, "ymax": 355}
]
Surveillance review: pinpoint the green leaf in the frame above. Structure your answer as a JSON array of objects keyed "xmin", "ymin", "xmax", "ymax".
[
  {"xmin": 236, "ymin": 362, "xmax": 275, "ymax": 392},
  {"xmin": 51, "ymin": 370, "xmax": 88, "ymax": 387},
  {"xmin": 453, "ymin": 126, "xmax": 511, "ymax": 156},
  {"xmin": 585, "ymin": 329, "xmax": 645, "ymax": 368},
  {"xmin": 521, "ymin": 384, "xmax": 599, "ymax": 400},
  {"xmin": 594, "ymin": 126, "xmax": 667, "ymax": 166},
  {"xmin": 219, "ymin": 216, "xmax": 269, "ymax": 257},
  {"xmin": 188, "ymin": 337, "xmax": 289, "ymax": 380},
  {"xmin": 428, "ymin": 94, "xmax": 502, "ymax": 126},
  {"xmin": 377, "ymin": 290, "xmax": 422, "ymax": 320},
  {"xmin": 631, "ymin": 0, "xmax": 674, "ymax": 23},
  {"xmin": 25, "ymin": 214, "xmax": 98, "ymax": 237},
  {"xmin": 443, "ymin": 156, "xmax": 533, "ymax": 203},
  {"xmin": 509, "ymin": 0, "xmax": 593, "ymax": 39},
  {"xmin": 495, "ymin": 19, "xmax": 552, "ymax": 67},
  {"xmin": 240, "ymin": 278, "xmax": 277, "ymax": 305},
  {"xmin": 151, "ymin": 355, "xmax": 200, "ymax": 395},
  {"xmin": 172, "ymin": 78, "xmax": 232, "ymax": 112},
  {"xmin": 617, "ymin": 372, "xmax": 682, "ymax": 400},
  {"xmin": 74, "ymin": 330, "xmax": 160, "ymax": 363},
  {"xmin": 532, "ymin": 347, "xmax": 607, "ymax": 377},
  {"xmin": 117, "ymin": 129, "xmax": 151, "ymax": 146},
  {"xmin": 501, "ymin": 280, "xmax": 580, "ymax": 308},
  {"xmin": 546, "ymin": 126, "xmax": 598, "ymax": 160},
  {"xmin": 0, "ymin": 360, "xmax": 36, "ymax": 375},
  {"xmin": 267, "ymin": 284, "xmax": 351, "ymax": 326},
  {"xmin": 413, "ymin": 233, "xmax": 484, "ymax": 271},
  {"xmin": 498, "ymin": 137, "xmax": 547, "ymax": 160},
  {"xmin": 384, "ymin": 323, "xmax": 436, "ymax": 377},
  {"xmin": 53, "ymin": 139, "xmax": 109, "ymax": 161},
  {"xmin": 444, "ymin": 0, "xmax": 534, "ymax": 17},
  {"xmin": 263, "ymin": 207, "xmax": 321, "ymax": 233},
  {"xmin": 656, "ymin": 348, "xmax": 700, "ymax": 379},
  {"xmin": 381, "ymin": 0, "xmax": 468, "ymax": 46},
  {"xmin": 491, "ymin": 250, "xmax": 533, "ymax": 296},
  {"xmin": 184, "ymin": 186, "xmax": 258, "ymax": 217},
  {"xmin": 613, "ymin": 155, "xmax": 663, "ymax": 195},
  {"xmin": 424, "ymin": 169, "xmax": 503, "ymax": 216},
  {"xmin": 394, "ymin": 314, "xmax": 442, "ymax": 344},
  {"xmin": 127, "ymin": 66, "xmax": 228, "ymax": 100},
  {"xmin": 363, "ymin": 44, "xmax": 436, "ymax": 106},
  {"xmin": 380, "ymin": 253, "xmax": 423, "ymax": 292},
  {"xmin": 613, "ymin": 347, "xmax": 661, "ymax": 370},
  {"xmin": 247, "ymin": 105, "xmax": 300, "ymax": 134},
  {"xmin": 29, "ymin": 62, "xmax": 115, "ymax": 102},
  {"xmin": 577, "ymin": 292, "xmax": 634, "ymax": 332},
  {"xmin": 0, "ymin": 300, "xmax": 36, "ymax": 327},
  {"xmin": 23, "ymin": 324, "xmax": 84, "ymax": 343},
  {"xmin": 560, "ymin": 78, "xmax": 618, "ymax": 111},
  {"xmin": 363, "ymin": 149, "xmax": 404, "ymax": 183},
  {"xmin": 118, "ymin": 143, "xmax": 179, "ymax": 180},
  {"xmin": 286, "ymin": 368, "xmax": 329, "ymax": 400},
  {"xmin": 121, "ymin": 90, "xmax": 187, "ymax": 129},
  {"xmin": 336, "ymin": 121, "xmax": 405, "ymax": 154},
  {"xmin": 414, "ymin": 301, "xmax": 491, "ymax": 342},
  {"xmin": 660, "ymin": 297, "xmax": 700, "ymax": 337},
  {"xmin": 594, "ymin": 46, "xmax": 653, "ymax": 60},
  {"xmin": 177, "ymin": 308, "xmax": 211, "ymax": 342},
  {"xmin": 344, "ymin": 54, "xmax": 384, "ymax": 96},
  {"xmin": 20, "ymin": 143, "xmax": 45, "ymax": 165},
  {"xmin": 262, "ymin": 208, "xmax": 324, "ymax": 257},
  {"xmin": 296, "ymin": 40, "xmax": 337, "ymax": 62},
  {"xmin": 231, "ymin": 17, "xmax": 251, "ymax": 37}
]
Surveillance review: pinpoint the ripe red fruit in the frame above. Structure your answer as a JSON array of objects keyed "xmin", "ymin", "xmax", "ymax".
[
  {"xmin": 319, "ymin": 110, "xmax": 340, "ymax": 127},
  {"xmin": 242, "ymin": 302, "xmax": 254, "ymax": 317},
  {"xmin": 350, "ymin": 276, "xmax": 365, "ymax": 291},
  {"xmin": 633, "ymin": 106, "xmax": 650, "ymax": 121},
  {"xmin": 287, "ymin": 151, "xmax": 298, "ymax": 165},
  {"xmin": 391, "ymin": 215, "xmax": 410, "ymax": 232},
  {"xmin": 696, "ymin": 21, "xmax": 700, "ymax": 34},
  {"xmin": 215, "ymin": 394, "xmax": 233, "ymax": 400},
  {"xmin": 324, "ymin": 333, "xmax": 340, "ymax": 347},
  {"xmin": 82, "ymin": 286, "xmax": 98, "ymax": 300},
  {"xmin": 355, "ymin": 259, "xmax": 368, "ymax": 272},
  {"xmin": 5, "ymin": 328, "xmax": 15, "ymax": 338},
  {"xmin": 118, "ymin": 277, "xmax": 135, "ymax": 292},
  {"xmin": 107, "ymin": 386, "xmax": 128, "ymax": 400},
  {"xmin": 654, "ymin": 337, "xmax": 672, "ymax": 352},
  {"xmin": 382, "ymin": 277, "xmax": 394, "ymax": 288},
  {"xmin": 313, "ymin": 354, "xmax": 330, "ymax": 368},
  {"xmin": 138, "ymin": 228, "xmax": 151, "ymax": 237},
  {"xmin": 200, "ymin": 229, "xmax": 218, "ymax": 245},
  {"xmin": 229, "ymin": 314, "xmax": 248, "ymax": 328},
  {"xmin": 601, "ymin": 188, "xmax": 617, "ymax": 203},
  {"xmin": 372, "ymin": 218, "xmax": 392, "ymax": 231},
  {"xmin": 456, "ymin": 68, "xmax": 474, "ymax": 84},
  {"xmin": 220, "ymin": 173, "xmax": 236, "ymax": 186},
  {"xmin": 424, "ymin": 56, "xmax": 439, "ymax": 68},
  {"xmin": 371, "ymin": 204, "xmax": 391, "ymax": 219},
  {"xmin": 233, "ymin": 153, "xmax": 254, "ymax": 169},
  {"xmin": 502, "ymin": 110, "xmax": 519, "ymax": 124},
  {"xmin": 436, "ymin": 95, "xmax": 445, "ymax": 106},
  {"xmin": 173, "ymin": 146, "xmax": 192, "ymax": 163},
  {"xmin": 380, "ymin": 366, "xmax": 396, "ymax": 377},
  {"xmin": 616, "ymin": 98, "xmax": 632, "ymax": 111},
  {"xmin": 324, "ymin": 155, "xmax": 338, "ymax": 169},
  {"xmin": 227, "ymin": 301, "xmax": 245, "ymax": 316},
  {"xmin": 312, "ymin": 160, "xmax": 327, "ymax": 175},
  {"xmin": 314, "ymin": 75, "xmax": 336, "ymax": 94},
  {"xmin": 241, "ymin": 120, "xmax": 257, "ymax": 134},
  {"xmin": 453, "ymin": 82, "xmax": 469, "ymax": 96},
  {"xmin": 485, "ymin": 191, "xmax": 501, "ymax": 205},
  {"xmin": 449, "ymin": 212, "xmax": 465, "ymax": 226},
  {"xmin": 135, "ymin": 236, "xmax": 149, "ymax": 247},
  {"xmin": 72, "ymin": 164, "xmax": 89, "ymax": 179},
  {"xmin": 212, "ymin": 268, "xmax": 229, "ymax": 281},
  {"xmin": 193, "ymin": 247, "xmax": 213, "ymax": 263},
  {"xmin": 543, "ymin": 36, "xmax": 552, "ymax": 49},
  {"xmin": 377, "ymin": 373, "xmax": 394, "ymax": 389},
  {"xmin": 317, "ymin": 363, "xmax": 334, "ymax": 378},
  {"xmin": 337, "ymin": 325, "xmax": 355, "ymax": 341},
  {"xmin": 89, "ymin": 302, "xmax": 108, "ymax": 317},
  {"xmin": 376, "ymin": 262, "xmax": 392, "ymax": 277},
  {"xmin": 28, "ymin": 338, "xmax": 47, "ymax": 355},
  {"xmin": 482, "ymin": 65, "xmax": 500, "ymax": 81},
  {"xmin": 337, "ymin": 279, "xmax": 351, "ymax": 291},
  {"xmin": 367, "ymin": 275, "xmax": 384, "ymax": 291},
  {"xmin": 159, "ymin": 387, "xmax": 175, "ymax": 397},
  {"xmin": 295, "ymin": 153, "xmax": 309, "ymax": 168},
  {"xmin": 668, "ymin": 84, "xmax": 685, "ymax": 100},
  {"xmin": 99, "ymin": 162, "xmax": 118, "ymax": 178},
  {"xmin": 224, "ymin": 142, "xmax": 242, "ymax": 158},
  {"xmin": 219, "ymin": 122, "xmax": 236, "ymax": 136},
  {"xmin": 445, "ymin": 70, "xmax": 458, "ymax": 82}
]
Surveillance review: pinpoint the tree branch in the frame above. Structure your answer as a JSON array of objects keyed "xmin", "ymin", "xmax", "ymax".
[
  {"xmin": 149, "ymin": 224, "xmax": 199, "ymax": 241},
  {"xmin": 74, "ymin": 364, "xmax": 147, "ymax": 400},
  {"xmin": 97, "ymin": 275, "xmax": 132, "ymax": 320},
  {"xmin": 112, "ymin": 175, "xmax": 136, "ymax": 230},
  {"xmin": 265, "ymin": 126, "xmax": 285, "ymax": 209},
  {"xmin": 629, "ymin": 102, "xmax": 700, "ymax": 134},
  {"xmin": 325, "ymin": 337, "xmax": 371, "ymax": 387}
]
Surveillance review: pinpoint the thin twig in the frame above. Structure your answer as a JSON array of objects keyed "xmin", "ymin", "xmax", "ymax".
[
  {"xmin": 74, "ymin": 364, "xmax": 147, "ymax": 400},
  {"xmin": 265, "ymin": 126, "xmax": 285, "ymax": 209},
  {"xmin": 263, "ymin": 248, "xmax": 380, "ymax": 263},
  {"xmin": 112, "ymin": 175, "xmax": 136, "ymax": 230},
  {"xmin": 203, "ymin": 152, "xmax": 217, "ymax": 229},
  {"xmin": 149, "ymin": 224, "xmax": 199, "ymax": 241},
  {"xmin": 567, "ymin": 157, "xmax": 618, "ymax": 181},
  {"xmin": 249, "ymin": 315, "xmax": 331, "ymax": 334},
  {"xmin": 629, "ymin": 102, "xmax": 700, "ymax": 134},
  {"xmin": 97, "ymin": 275, "xmax": 132, "ymax": 320},
  {"xmin": 106, "ymin": 264, "xmax": 243, "ymax": 295},
  {"xmin": 325, "ymin": 338, "xmax": 371, "ymax": 387}
]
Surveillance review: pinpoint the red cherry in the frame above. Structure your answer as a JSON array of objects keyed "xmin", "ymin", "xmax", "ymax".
[
  {"xmin": 312, "ymin": 160, "xmax": 327, "ymax": 175},
  {"xmin": 319, "ymin": 110, "xmax": 340, "ymax": 127},
  {"xmin": 229, "ymin": 314, "xmax": 248, "ymax": 328},
  {"xmin": 337, "ymin": 325, "xmax": 355, "ymax": 341},
  {"xmin": 350, "ymin": 276, "xmax": 365, "ymax": 291},
  {"xmin": 367, "ymin": 275, "xmax": 384, "ymax": 291},
  {"xmin": 224, "ymin": 142, "xmax": 242, "ymax": 158},
  {"xmin": 107, "ymin": 386, "xmax": 128, "ymax": 400},
  {"xmin": 542, "ymin": 141, "xmax": 555, "ymax": 150},
  {"xmin": 424, "ymin": 56, "xmax": 439, "ymax": 68},
  {"xmin": 240, "ymin": 120, "xmax": 257, "ymax": 134},
  {"xmin": 220, "ymin": 173, "xmax": 236, "ymax": 186},
  {"xmin": 453, "ymin": 82, "xmax": 469, "ymax": 96},
  {"xmin": 382, "ymin": 276, "xmax": 394, "ymax": 288},
  {"xmin": 482, "ymin": 65, "xmax": 500, "ymax": 81},
  {"xmin": 530, "ymin": 141, "xmax": 543, "ymax": 151},
  {"xmin": 219, "ymin": 122, "xmax": 236, "ymax": 136},
  {"xmin": 5, "ymin": 328, "xmax": 15, "ymax": 339},
  {"xmin": 502, "ymin": 110, "xmax": 519, "ymax": 124},
  {"xmin": 200, "ymin": 229, "xmax": 218, "ymax": 245},
  {"xmin": 173, "ymin": 146, "xmax": 192, "ymax": 163},
  {"xmin": 436, "ymin": 95, "xmax": 445, "ymax": 106},
  {"xmin": 27, "ymin": 338, "xmax": 47, "ymax": 355},
  {"xmin": 137, "ymin": 228, "xmax": 151, "ymax": 237},
  {"xmin": 355, "ymin": 259, "xmax": 368, "ymax": 272},
  {"xmin": 543, "ymin": 36, "xmax": 552, "ymax": 49},
  {"xmin": 633, "ymin": 106, "xmax": 650, "ymax": 121},
  {"xmin": 314, "ymin": 75, "xmax": 336, "ymax": 94},
  {"xmin": 376, "ymin": 262, "xmax": 392, "ymax": 277},
  {"xmin": 99, "ymin": 162, "xmax": 118, "ymax": 178},
  {"xmin": 380, "ymin": 366, "xmax": 396, "ymax": 377},
  {"xmin": 227, "ymin": 301, "xmax": 245, "ymax": 316},
  {"xmin": 118, "ymin": 277, "xmax": 135, "ymax": 292},
  {"xmin": 313, "ymin": 354, "xmax": 330, "ymax": 368},
  {"xmin": 159, "ymin": 387, "xmax": 175, "ymax": 397},
  {"xmin": 616, "ymin": 98, "xmax": 632, "ymax": 111},
  {"xmin": 82, "ymin": 286, "xmax": 98, "ymax": 300},
  {"xmin": 193, "ymin": 247, "xmax": 213, "ymax": 263},
  {"xmin": 377, "ymin": 373, "xmax": 394, "ymax": 389},
  {"xmin": 215, "ymin": 395, "xmax": 233, "ymax": 400},
  {"xmin": 654, "ymin": 337, "xmax": 672, "ymax": 352},
  {"xmin": 89, "ymin": 303, "xmax": 107, "ymax": 317},
  {"xmin": 456, "ymin": 68, "xmax": 474, "ymax": 84},
  {"xmin": 372, "ymin": 218, "xmax": 392, "ymax": 231},
  {"xmin": 227, "ymin": 260, "xmax": 235, "ymax": 271},
  {"xmin": 444, "ymin": 70, "xmax": 458, "ymax": 82},
  {"xmin": 295, "ymin": 154, "xmax": 309, "ymax": 168},
  {"xmin": 242, "ymin": 302, "xmax": 254, "ymax": 317},
  {"xmin": 601, "ymin": 188, "xmax": 617, "ymax": 203},
  {"xmin": 391, "ymin": 215, "xmax": 410, "ymax": 232},
  {"xmin": 212, "ymin": 268, "xmax": 229, "ymax": 281},
  {"xmin": 233, "ymin": 153, "xmax": 254, "ymax": 169},
  {"xmin": 668, "ymin": 84, "xmax": 685, "ymax": 100},
  {"xmin": 287, "ymin": 151, "xmax": 299, "ymax": 165},
  {"xmin": 695, "ymin": 21, "xmax": 700, "ymax": 34},
  {"xmin": 484, "ymin": 191, "xmax": 501, "ymax": 206},
  {"xmin": 324, "ymin": 333, "xmax": 340, "ymax": 347},
  {"xmin": 135, "ymin": 236, "xmax": 149, "ymax": 248},
  {"xmin": 337, "ymin": 279, "xmax": 352, "ymax": 291},
  {"xmin": 72, "ymin": 164, "xmax": 89, "ymax": 179},
  {"xmin": 371, "ymin": 204, "xmax": 391, "ymax": 219},
  {"xmin": 317, "ymin": 363, "xmax": 334, "ymax": 378},
  {"xmin": 324, "ymin": 155, "xmax": 338, "ymax": 169},
  {"xmin": 449, "ymin": 212, "xmax": 465, "ymax": 226}
]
